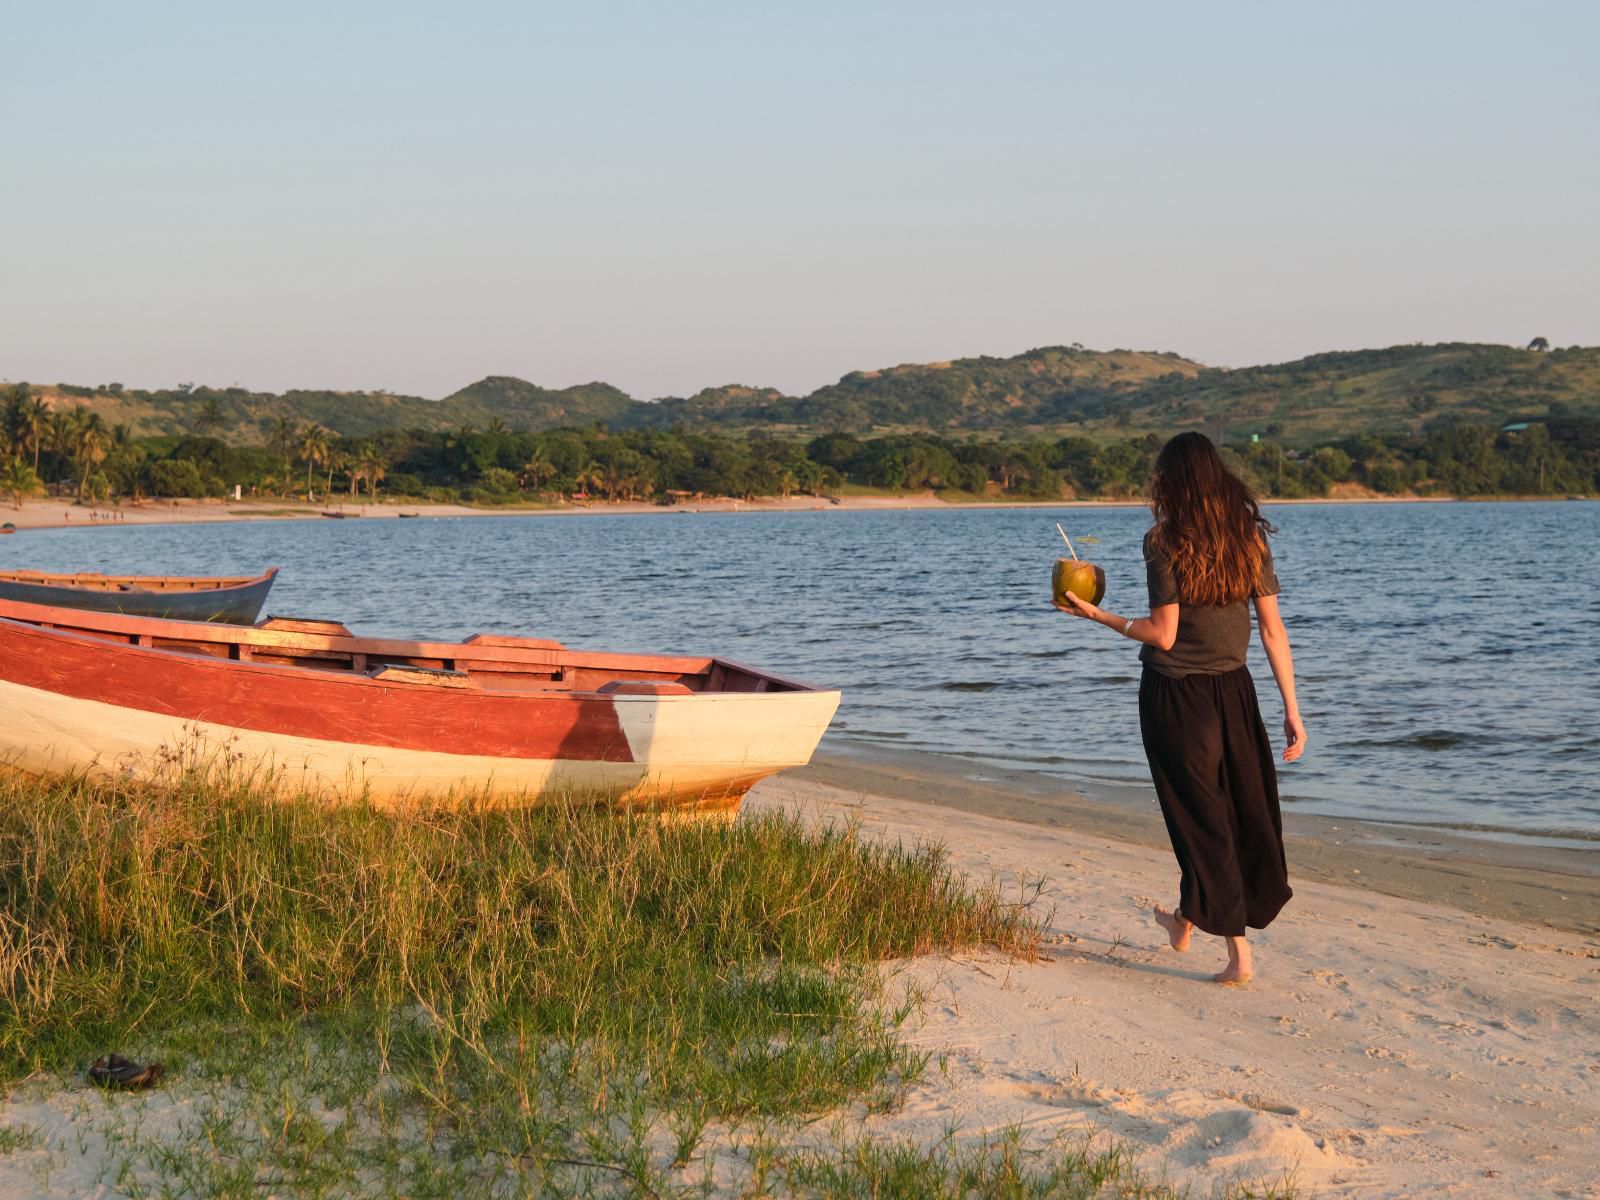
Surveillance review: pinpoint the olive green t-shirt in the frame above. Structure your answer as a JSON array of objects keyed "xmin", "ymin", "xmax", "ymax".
[{"xmin": 1139, "ymin": 529, "xmax": 1280, "ymax": 679}]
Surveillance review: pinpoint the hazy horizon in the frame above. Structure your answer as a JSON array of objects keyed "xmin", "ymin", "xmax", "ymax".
[{"xmin": 5, "ymin": 2, "xmax": 1596, "ymax": 400}]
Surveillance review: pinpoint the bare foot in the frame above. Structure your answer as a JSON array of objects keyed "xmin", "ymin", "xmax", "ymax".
[
  {"xmin": 1153, "ymin": 905, "xmax": 1192, "ymax": 952},
  {"xmin": 1214, "ymin": 935, "xmax": 1253, "ymax": 985}
]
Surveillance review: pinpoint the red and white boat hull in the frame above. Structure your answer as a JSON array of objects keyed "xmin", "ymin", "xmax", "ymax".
[{"xmin": 0, "ymin": 605, "xmax": 840, "ymax": 812}]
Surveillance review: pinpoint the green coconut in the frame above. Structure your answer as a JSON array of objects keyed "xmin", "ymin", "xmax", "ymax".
[{"xmin": 1052, "ymin": 557, "xmax": 1106, "ymax": 607}]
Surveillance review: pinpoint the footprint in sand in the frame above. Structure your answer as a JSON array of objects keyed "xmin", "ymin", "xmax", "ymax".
[
  {"xmin": 1023, "ymin": 1083, "xmax": 1115, "ymax": 1109},
  {"xmin": 1421, "ymin": 1015, "xmax": 1484, "ymax": 1037},
  {"xmin": 985, "ymin": 1075, "xmax": 1130, "ymax": 1111},
  {"xmin": 1306, "ymin": 968, "xmax": 1351, "ymax": 991},
  {"xmin": 1364, "ymin": 1045, "xmax": 1411, "ymax": 1065}
]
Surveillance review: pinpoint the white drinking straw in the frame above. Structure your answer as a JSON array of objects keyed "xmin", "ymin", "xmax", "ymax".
[{"xmin": 1055, "ymin": 522, "xmax": 1079, "ymax": 561}]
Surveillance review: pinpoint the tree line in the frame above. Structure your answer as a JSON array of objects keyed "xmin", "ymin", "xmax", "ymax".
[{"xmin": 3, "ymin": 383, "xmax": 1596, "ymax": 509}]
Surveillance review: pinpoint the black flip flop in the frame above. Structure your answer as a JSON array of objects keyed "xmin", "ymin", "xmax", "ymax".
[{"xmin": 88, "ymin": 1054, "xmax": 164, "ymax": 1090}]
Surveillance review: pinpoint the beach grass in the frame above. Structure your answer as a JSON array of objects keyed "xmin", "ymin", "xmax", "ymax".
[
  {"xmin": 778, "ymin": 1129, "xmax": 1300, "ymax": 1199},
  {"xmin": 0, "ymin": 769, "xmax": 1295, "ymax": 1197},
  {"xmin": 0, "ymin": 764, "xmax": 1039, "ymax": 1071},
  {"xmin": 0, "ymin": 768, "xmax": 1025, "ymax": 1193}
]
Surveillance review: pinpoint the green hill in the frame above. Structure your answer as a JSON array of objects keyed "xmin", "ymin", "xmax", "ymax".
[
  {"xmin": 437, "ymin": 376, "xmax": 635, "ymax": 429},
  {"xmin": 671, "ymin": 347, "xmax": 1203, "ymax": 432},
  {"xmin": 9, "ymin": 379, "xmax": 637, "ymax": 444},
  {"xmin": 9, "ymin": 341, "xmax": 1598, "ymax": 445},
  {"xmin": 641, "ymin": 342, "xmax": 1599, "ymax": 442},
  {"xmin": 1117, "ymin": 343, "xmax": 1600, "ymax": 444}
]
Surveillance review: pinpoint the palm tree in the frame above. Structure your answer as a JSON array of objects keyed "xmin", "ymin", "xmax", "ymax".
[
  {"xmin": 193, "ymin": 395, "xmax": 225, "ymax": 437},
  {"xmin": 575, "ymin": 461, "xmax": 604, "ymax": 500},
  {"xmin": 299, "ymin": 423, "xmax": 330, "ymax": 495},
  {"xmin": 271, "ymin": 416, "xmax": 296, "ymax": 481},
  {"xmin": 74, "ymin": 412, "xmax": 109, "ymax": 499},
  {"xmin": 74, "ymin": 408, "xmax": 106, "ymax": 451},
  {"xmin": 26, "ymin": 396, "xmax": 48, "ymax": 474},
  {"xmin": 2, "ymin": 457, "xmax": 43, "ymax": 510},
  {"xmin": 326, "ymin": 448, "xmax": 350, "ymax": 498},
  {"xmin": 519, "ymin": 453, "xmax": 556, "ymax": 492},
  {"xmin": 46, "ymin": 410, "xmax": 74, "ymax": 480},
  {"xmin": 1, "ymin": 388, "xmax": 24, "ymax": 459},
  {"xmin": 600, "ymin": 463, "xmax": 626, "ymax": 501},
  {"xmin": 355, "ymin": 444, "xmax": 387, "ymax": 497}
]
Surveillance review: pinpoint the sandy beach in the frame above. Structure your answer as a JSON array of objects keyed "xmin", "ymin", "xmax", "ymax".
[
  {"xmin": 1, "ymin": 751, "xmax": 1593, "ymax": 1197},
  {"xmin": 0, "ymin": 488, "xmax": 1482, "ymax": 534},
  {"xmin": 747, "ymin": 757, "xmax": 1600, "ymax": 1197}
]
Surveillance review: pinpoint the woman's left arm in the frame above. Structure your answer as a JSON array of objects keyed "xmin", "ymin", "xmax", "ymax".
[
  {"xmin": 1055, "ymin": 592, "xmax": 1179, "ymax": 650},
  {"xmin": 1253, "ymin": 592, "xmax": 1307, "ymax": 763}
]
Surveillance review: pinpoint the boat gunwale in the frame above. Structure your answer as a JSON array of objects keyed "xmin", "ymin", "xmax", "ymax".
[
  {"xmin": 0, "ymin": 566, "xmax": 279, "ymax": 594},
  {"xmin": 0, "ymin": 600, "xmax": 835, "ymax": 700}
]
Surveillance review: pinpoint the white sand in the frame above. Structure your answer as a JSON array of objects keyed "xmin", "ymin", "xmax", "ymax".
[{"xmin": 742, "ymin": 780, "xmax": 1600, "ymax": 1198}]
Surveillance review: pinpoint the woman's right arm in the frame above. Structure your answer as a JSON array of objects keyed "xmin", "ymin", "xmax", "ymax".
[{"xmin": 1253, "ymin": 593, "xmax": 1307, "ymax": 762}]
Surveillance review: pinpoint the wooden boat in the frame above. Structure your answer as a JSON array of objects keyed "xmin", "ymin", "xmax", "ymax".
[
  {"xmin": 0, "ymin": 567, "xmax": 278, "ymax": 624},
  {"xmin": 0, "ymin": 599, "xmax": 840, "ymax": 813},
  {"xmin": 0, "ymin": 523, "xmax": 15, "ymax": 534},
  {"xmin": 320, "ymin": 510, "xmax": 349, "ymax": 519}
]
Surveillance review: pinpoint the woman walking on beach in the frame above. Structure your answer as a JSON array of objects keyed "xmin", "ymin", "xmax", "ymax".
[{"xmin": 1057, "ymin": 432, "xmax": 1306, "ymax": 984}]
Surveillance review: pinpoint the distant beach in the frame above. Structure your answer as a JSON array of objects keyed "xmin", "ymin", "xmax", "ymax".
[{"xmin": 0, "ymin": 489, "xmax": 1487, "ymax": 533}]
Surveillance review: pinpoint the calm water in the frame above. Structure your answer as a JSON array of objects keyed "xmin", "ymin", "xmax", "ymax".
[{"xmin": 5, "ymin": 502, "xmax": 1598, "ymax": 837}]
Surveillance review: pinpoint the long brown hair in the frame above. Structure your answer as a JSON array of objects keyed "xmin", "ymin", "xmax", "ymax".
[{"xmin": 1148, "ymin": 432, "xmax": 1275, "ymax": 606}]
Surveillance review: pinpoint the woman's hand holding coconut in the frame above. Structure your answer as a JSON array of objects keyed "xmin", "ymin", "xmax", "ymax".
[{"xmin": 1053, "ymin": 591, "xmax": 1101, "ymax": 620}]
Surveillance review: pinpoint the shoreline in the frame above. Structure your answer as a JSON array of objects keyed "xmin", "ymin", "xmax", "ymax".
[
  {"xmin": 798, "ymin": 742, "xmax": 1600, "ymax": 935},
  {"xmin": 0, "ymin": 490, "xmax": 1585, "ymax": 533}
]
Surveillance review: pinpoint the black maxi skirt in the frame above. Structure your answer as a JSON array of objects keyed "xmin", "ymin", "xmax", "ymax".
[{"xmin": 1138, "ymin": 665, "xmax": 1292, "ymax": 937}]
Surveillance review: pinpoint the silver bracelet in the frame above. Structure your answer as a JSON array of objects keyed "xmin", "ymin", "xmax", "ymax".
[{"xmin": 1122, "ymin": 617, "xmax": 1136, "ymax": 637}]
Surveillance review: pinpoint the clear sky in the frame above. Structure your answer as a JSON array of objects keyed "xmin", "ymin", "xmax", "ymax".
[{"xmin": 3, "ymin": 1, "xmax": 1596, "ymax": 400}]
